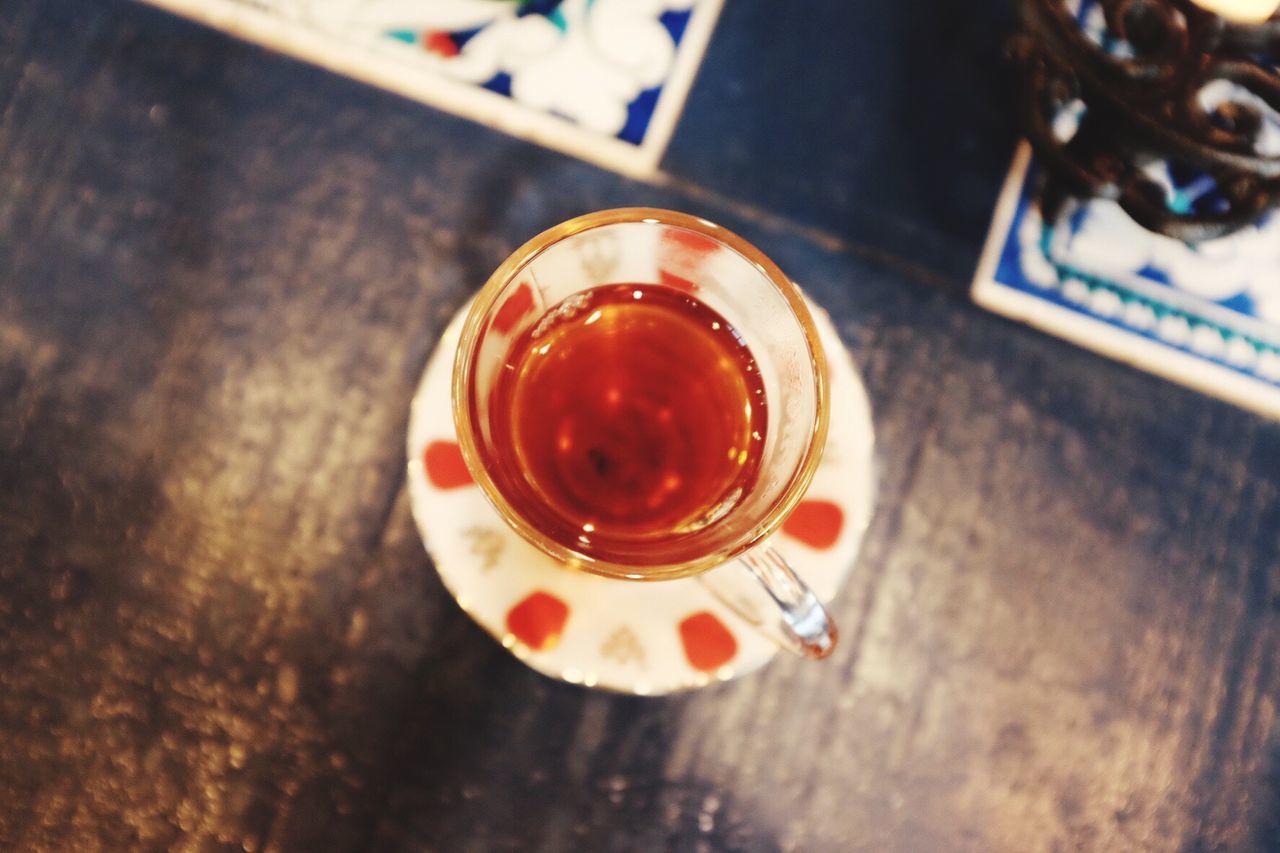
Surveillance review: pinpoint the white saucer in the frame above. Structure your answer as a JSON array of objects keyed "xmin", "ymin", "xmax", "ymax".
[{"xmin": 406, "ymin": 295, "xmax": 875, "ymax": 694}]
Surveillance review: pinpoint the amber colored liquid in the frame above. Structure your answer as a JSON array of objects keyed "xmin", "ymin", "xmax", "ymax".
[{"xmin": 487, "ymin": 283, "xmax": 768, "ymax": 566}]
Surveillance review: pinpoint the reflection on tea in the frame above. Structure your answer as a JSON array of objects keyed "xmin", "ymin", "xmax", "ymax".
[{"xmin": 486, "ymin": 283, "xmax": 767, "ymax": 565}]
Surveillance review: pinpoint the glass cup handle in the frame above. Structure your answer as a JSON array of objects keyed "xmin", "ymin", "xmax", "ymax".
[{"xmin": 695, "ymin": 546, "xmax": 838, "ymax": 659}]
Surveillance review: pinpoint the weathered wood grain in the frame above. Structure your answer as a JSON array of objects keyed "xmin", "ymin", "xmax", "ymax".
[{"xmin": 1, "ymin": 1, "xmax": 1276, "ymax": 851}]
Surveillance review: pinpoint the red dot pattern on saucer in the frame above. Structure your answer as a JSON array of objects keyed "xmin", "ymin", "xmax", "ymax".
[
  {"xmin": 492, "ymin": 282, "xmax": 535, "ymax": 335},
  {"xmin": 423, "ymin": 444, "xmax": 846, "ymax": 663},
  {"xmin": 782, "ymin": 499, "xmax": 844, "ymax": 550},
  {"xmin": 506, "ymin": 591, "xmax": 570, "ymax": 651},
  {"xmin": 678, "ymin": 611, "xmax": 738, "ymax": 671},
  {"xmin": 424, "ymin": 441, "xmax": 472, "ymax": 490}
]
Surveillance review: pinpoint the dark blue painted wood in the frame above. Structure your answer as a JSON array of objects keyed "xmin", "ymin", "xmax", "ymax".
[
  {"xmin": 0, "ymin": 1, "xmax": 1276, "ymax": 851},
  {"xmin": 663, "ymin": 0, "xmax": 1020, "ymax": 289}
]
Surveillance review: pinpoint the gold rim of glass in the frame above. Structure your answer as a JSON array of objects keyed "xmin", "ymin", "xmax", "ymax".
[{"xmin": 451, "ymin": 207, "xmax": 830, "ymax": 581}]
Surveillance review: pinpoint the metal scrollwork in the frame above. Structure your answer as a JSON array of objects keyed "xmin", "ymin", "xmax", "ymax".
[{"xmin": 1011, "ymin": 0, "xmax": 1280, "ymax": 240}]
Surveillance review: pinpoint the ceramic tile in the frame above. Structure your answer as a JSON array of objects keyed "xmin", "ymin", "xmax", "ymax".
[{"xmin": 140, "ymin": 0, "xmax": 722, "ymax": 175}]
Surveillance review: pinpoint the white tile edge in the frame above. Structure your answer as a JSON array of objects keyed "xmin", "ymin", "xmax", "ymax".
[
  {"xmin": 972, "ymin": 142, "xmax": 1280, "ymax": 420},
  {"xmin": 138, "ymin": 0, "xmax": 720, "ymax": 178}
]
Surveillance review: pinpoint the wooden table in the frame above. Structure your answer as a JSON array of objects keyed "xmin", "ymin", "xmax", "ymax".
[{"xmin": 2, "ymin": 1, "xmax": 1277, "ymax": 850}]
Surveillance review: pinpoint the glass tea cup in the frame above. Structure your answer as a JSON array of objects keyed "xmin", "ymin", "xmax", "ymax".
[{"xmin": 453, "ymin": 208, "xmax": 836, "ymax": 658}]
